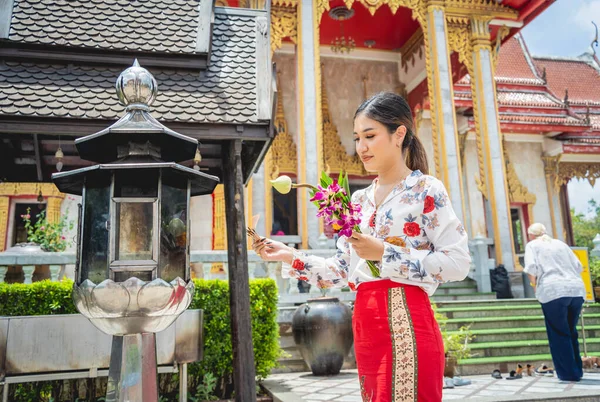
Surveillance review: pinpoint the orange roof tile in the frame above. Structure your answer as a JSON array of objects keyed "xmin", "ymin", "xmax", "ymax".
[
  {"xmin": 496, "ymin": 36, "xmax": 543, "ymax": 84},
  {"xmin": 534, "ymin": 56, "xmax": 600, "ymax": 105}
]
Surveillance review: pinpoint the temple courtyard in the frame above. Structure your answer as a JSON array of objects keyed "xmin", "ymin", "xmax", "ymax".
[{"xmin": 262, "ymin": 370, "xmax": 600, "ymax": 402}]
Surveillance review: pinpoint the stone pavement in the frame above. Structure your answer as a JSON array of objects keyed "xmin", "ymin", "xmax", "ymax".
[{"xmin": 262, "ymin": 370, "xmax": 600, "ymax": 402}]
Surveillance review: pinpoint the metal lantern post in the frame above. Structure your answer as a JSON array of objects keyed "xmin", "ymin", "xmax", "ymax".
[{"xmin": 52, "ymin": 60, "xmax": 219, "ymax": 402}]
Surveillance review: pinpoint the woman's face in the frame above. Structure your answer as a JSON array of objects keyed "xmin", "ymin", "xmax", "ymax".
[{"xmin": 353, "ymin": 113, "xmax": 405, "ymax": 173}]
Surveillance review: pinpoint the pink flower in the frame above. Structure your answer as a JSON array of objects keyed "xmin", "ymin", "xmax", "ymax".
[
  {"xmin": 61, "ymin": 236, "xmax": 66, "ymax": 240},
  {"xmin": 25, "ymin": 214, "xmax": 30, "ymax": 219},
  {"xmin": 40, "ymin": 226, "xmax": 45, "ymax": 231}
]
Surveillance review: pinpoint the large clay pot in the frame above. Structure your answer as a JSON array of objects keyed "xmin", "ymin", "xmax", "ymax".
[{"xmin": 292, "ymin": 296, "xmax": 353, "ymax": 375}]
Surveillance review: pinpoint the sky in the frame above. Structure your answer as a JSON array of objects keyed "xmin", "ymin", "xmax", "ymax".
[{"xmin": 521, "ymin": 0, "xmax": 600, "ymax": 216}]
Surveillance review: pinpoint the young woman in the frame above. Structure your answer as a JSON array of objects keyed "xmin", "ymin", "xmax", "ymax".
[{"xmin": 254, "ymin": 92, "xmax": 471, "ymax": 402}]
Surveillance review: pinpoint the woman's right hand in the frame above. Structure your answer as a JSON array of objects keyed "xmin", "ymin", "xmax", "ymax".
[{"xmin": 252, "ymin": 237, "xmax": 294, "ymax": 264}]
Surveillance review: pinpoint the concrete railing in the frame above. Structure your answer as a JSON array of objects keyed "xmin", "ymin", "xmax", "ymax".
[
  {"xmin": 1, "ymin": 242, "xmax": 489, "ymax": 302},
  {"xmin": 0, "ymin": 248, "xmax": 346, "ymax": 303}
]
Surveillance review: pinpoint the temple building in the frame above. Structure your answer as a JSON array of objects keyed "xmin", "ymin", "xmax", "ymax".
[{"xmin": 1, "ymin": 0, "xmax": 599, "ymax": 292}]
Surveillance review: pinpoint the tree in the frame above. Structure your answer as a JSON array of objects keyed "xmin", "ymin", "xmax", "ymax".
[{"xmin": 571, "ymin": 199, "xmax": 600, "ymax": 250}]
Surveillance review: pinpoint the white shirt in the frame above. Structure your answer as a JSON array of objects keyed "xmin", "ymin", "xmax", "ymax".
[
  {"xmin": 524, "ymin": 235, "xmax": 586, "ymax": 304},
  {"xmin": 283, "ymin": 170, "xmax": 471, "ymax": 296}
]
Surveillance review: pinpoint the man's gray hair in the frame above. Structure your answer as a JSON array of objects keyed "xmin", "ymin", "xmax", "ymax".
[{"xmin": 527, "ymin": 222, "xmax": 547, "ymax": 237}]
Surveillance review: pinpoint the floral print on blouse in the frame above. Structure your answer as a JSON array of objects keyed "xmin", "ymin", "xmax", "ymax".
[{"xmin": 283, "ymin": 170, "xmax": 471, "ymax": 296}]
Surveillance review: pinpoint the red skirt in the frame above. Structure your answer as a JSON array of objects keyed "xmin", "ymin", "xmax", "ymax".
[{"xmin": 353, "ymin": 280, "xmax": 444, "ymax": 402}]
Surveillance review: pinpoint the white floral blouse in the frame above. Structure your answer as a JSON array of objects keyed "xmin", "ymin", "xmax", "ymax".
[{"xmin": 283, "ymin": 170, "xmax": 471, "ymax": 296}]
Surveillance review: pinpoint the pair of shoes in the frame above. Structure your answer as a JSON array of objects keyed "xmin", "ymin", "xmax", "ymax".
[
  {"xmin": 443, "ymin": 377, "xmax": 455, "ymax": 389},
  {"xmin": 452, "ymin": 376, "xmax": 472, "ymax": 386},
  {"xmin": 506, "ymin": 364, "xmax": 523, "ymax": 380},
  {"xmin": 526, "ymin": 364, "xmax": 534, "ymax": 376},
  {"xmin": 534, "ymin": 364, "xmax": 555, "ymax": 377},
  {"xmin": 491, "ymin": 369, "xmax": 502, "ymax": 379}
]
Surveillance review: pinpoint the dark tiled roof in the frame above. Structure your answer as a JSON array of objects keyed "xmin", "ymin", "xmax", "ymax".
[
  {"xmin": 0, "ymin": 14, "xmax": 259, "ymax": 124},
  {"xmin": 8, "ymin": 0, "xmax": 201, "ymax": 54}
]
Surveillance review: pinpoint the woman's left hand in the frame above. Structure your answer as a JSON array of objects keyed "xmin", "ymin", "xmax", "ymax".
[{"xmin": 346, "ymin": 231, "xmax": 384, "ymax": 261}]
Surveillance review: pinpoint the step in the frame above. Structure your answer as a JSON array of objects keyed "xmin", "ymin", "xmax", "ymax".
[
  {"xmin": 468, "ymin": 338, "xmax": 600, "ymax": 358},
  {"xmin": 439, "ymin": 280, "xmax": 479, "ymax": 288},
  {"xmin": 434, "ymin": 298, "xmax": 539, "ymax": 309},
  {"xmin": 449, "ymin": 325, "xmax": 600, "ymax": 343},
  {"xmin": 438, "ymin": 304, "xmax": 544, "ymax": 319},
  {"xmin": 438, "ymin": 304, "xmax": 600, "ymax": 319},
  {"xmin": 435, "ymin": 286, "xmax": 479, "ymax": 295},
  {"xmin": 430, "ymin": 292, "xmax": 497, "ymax": 302},
  {"xmin": 444, "ymin": 314, "xmax": 600, "ymax": 331}
]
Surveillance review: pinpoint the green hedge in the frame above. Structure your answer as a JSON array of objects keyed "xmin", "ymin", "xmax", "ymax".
[{"xmin": 0, "ymin": 278, "xmax": 281, "ymax": 401}]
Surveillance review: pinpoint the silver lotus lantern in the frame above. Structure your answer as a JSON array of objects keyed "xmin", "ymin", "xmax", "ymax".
[{"xmin": 52, "ymin": 60, "xmax": 219, "ymax": 402}]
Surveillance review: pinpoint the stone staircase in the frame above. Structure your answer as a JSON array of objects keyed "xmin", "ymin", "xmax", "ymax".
[{"xmin": 273, "ymin": 278, "xmax": 600, "ymax": 376}]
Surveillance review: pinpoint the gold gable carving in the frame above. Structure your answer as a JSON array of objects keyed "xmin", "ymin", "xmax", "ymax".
[
  {"xmin": 557, "ymin": 162, "xmax": 600, "ymax": 187},
  {"xmin": 267, "ymin": 83, "xmax": 297, "ymax": 180},
  {"xmin": 271, "ymin": 5, "xmax": 297, "ymax": 55},
  {"xmin": 321, "ymin": 72, "xmax": 368, "ymax": 177},
  {"xmin": 503, "ymin": 141, "xmax": 536, "ymax": 205}
]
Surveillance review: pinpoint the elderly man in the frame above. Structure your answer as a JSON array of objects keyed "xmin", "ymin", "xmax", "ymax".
[{"xmin": 524, "ymin": 223, "xmax": 586, "ymax": 382}]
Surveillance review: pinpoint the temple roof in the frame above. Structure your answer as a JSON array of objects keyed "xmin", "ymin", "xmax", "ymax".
[
  {"xmin": 534, "ymin": 54, "xmax": 600, "ymax": 106},
  {"xmin": 6, "ymin": 0, "xmax": 205, "ymax": 54},
  {"xmin": 495, "ymin": 36, "xmax": 544, "ymax": 85},
  {"xmin": 0, "ymin": 11, "xmax": 263, "ymax": 125}
]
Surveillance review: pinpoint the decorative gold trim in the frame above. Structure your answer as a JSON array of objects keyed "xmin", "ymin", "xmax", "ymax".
[
  {"xmin": 557, "ymin": 162, "xmax": 600, "ymax": 187},
  {"xmin": 313, "ymin": 2, "xmax": 325, "ymax": 235},
  {"xmin": 0, "ymin": 183, "xmax": 66, "ymax": 250},
  {"xmin": 542, "ymin": 155, "xmax": 561, "ymax": 238},
  {"xmin": 423, "ymin": 6, "xmax": 441, "ymax": 176},
  {"xmin": 271, "ymin": 5, "xmax": 297, "ymax": 55},
  {"xmin": 213, "ymin": 184, "xmax": 226, "ymax": 250},
  {"xmin": 322, "ymin": 68, "xmax": 368, "ymax": 177},
  {"xmin": 215, "ymin": 0, "xmax": 229, "ymax": 6},
  {"xmin": 46, "ymin": 197, "xmax": 64, "ymax": 224},
  {"xmin": 444, "ymin": 0, "xmax": 518, "ymax": 20},
  {"xmin": 315, "ymin": 0, "xmax": 330, "ymax": 23},
  {"xmin": 268, "ymin": 78, "xmax": 298, "ymax": 180},
  {"xmin": 0, "ymin": 197, "xmax": 9, "ymax": 251},
  {"xmin": 273, "ymin": 0, "xmax": 298, "ymax": 6},
  {"xmin": 503, "ymin": 141, "xmax": 536, "ymax": 205},
  {"xmin": 0, "ymin": 182, "xmax": 63, "ymax": 197},
  {"xmin": 400, "ymin": 28, "xmax": 425, "ymax": 73},
  {"xmin": 492, "ymin": 25, "xmax": 510, "ymax": 70}
]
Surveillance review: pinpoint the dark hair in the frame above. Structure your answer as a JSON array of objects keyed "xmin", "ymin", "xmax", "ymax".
[{"xmin": 354, "ymin": 92, "xmax": 429, "ymax": 175}]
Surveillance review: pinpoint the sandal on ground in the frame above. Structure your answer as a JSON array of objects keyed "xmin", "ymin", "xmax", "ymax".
[
  {"xmin": 453, "ymin": 376, "xmax": 472, "ymax": 386},
  {"xmin": 535, "ymin": 364, "xmax": 555, "ymax": 377},
  {"xmin": 526, "ymin": 364, "xmax": 534, "ymax": 376},
  {"xmin": 491, "ymin": 369, "xmax": 502, "ymax": 379},
  {"xmin": 506, "ymin": 364, "xmax": 523, "ymax": 380},
  {"xmin": 443, "ymin": 377, "xmax": 455, "ymax": 389}
]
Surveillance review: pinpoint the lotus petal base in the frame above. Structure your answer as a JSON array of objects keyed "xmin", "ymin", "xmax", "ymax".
[{"xmin": 73, "ymin": 277, "xmax": 194, "ymax": 336}]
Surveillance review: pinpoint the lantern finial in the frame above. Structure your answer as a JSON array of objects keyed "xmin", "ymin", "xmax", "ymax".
[{"xmin": 115, "ymin": 59, "xmax": 158, "ymax": 109}]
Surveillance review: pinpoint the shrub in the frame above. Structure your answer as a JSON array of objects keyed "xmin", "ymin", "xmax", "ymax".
[
  {"xmin": 433, "ymin": 303, "xmax": 474, "ymax": 361},
  {"xmin": 21, "ymin": 208, "xmax": 74, "ymax": 252},
  {"xmin": 0, "ymin": 278, "xmax": 281, "ymax": 401}
]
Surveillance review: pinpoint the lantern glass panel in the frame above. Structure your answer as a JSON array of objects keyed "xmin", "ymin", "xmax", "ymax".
[
  {"xmin": 81, "ymin": 184, "xmax": 110, "ymax": 284},
  {"xmin": 160, "ymin": 181, "xmax": 188, "ymax": 282},
  {"xmin": 116, "ymin": 202, "xmax": 154, "ymax": 261}
]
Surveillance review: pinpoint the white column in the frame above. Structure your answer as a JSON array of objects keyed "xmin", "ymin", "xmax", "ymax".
[
  {"xmin": 252, "ymin": 164, "xmax": 267, "ymax": 236},
  {"xmin": 297, "ymin": 0, "xmax": 321, "ymax": 249},
  {"xmin": 425, "ymin": 4, "xmax": 465, "ymax": 222},
  {"xmin": 469, "ymin": 17, "xmax": 514, "ymax": 270}
]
